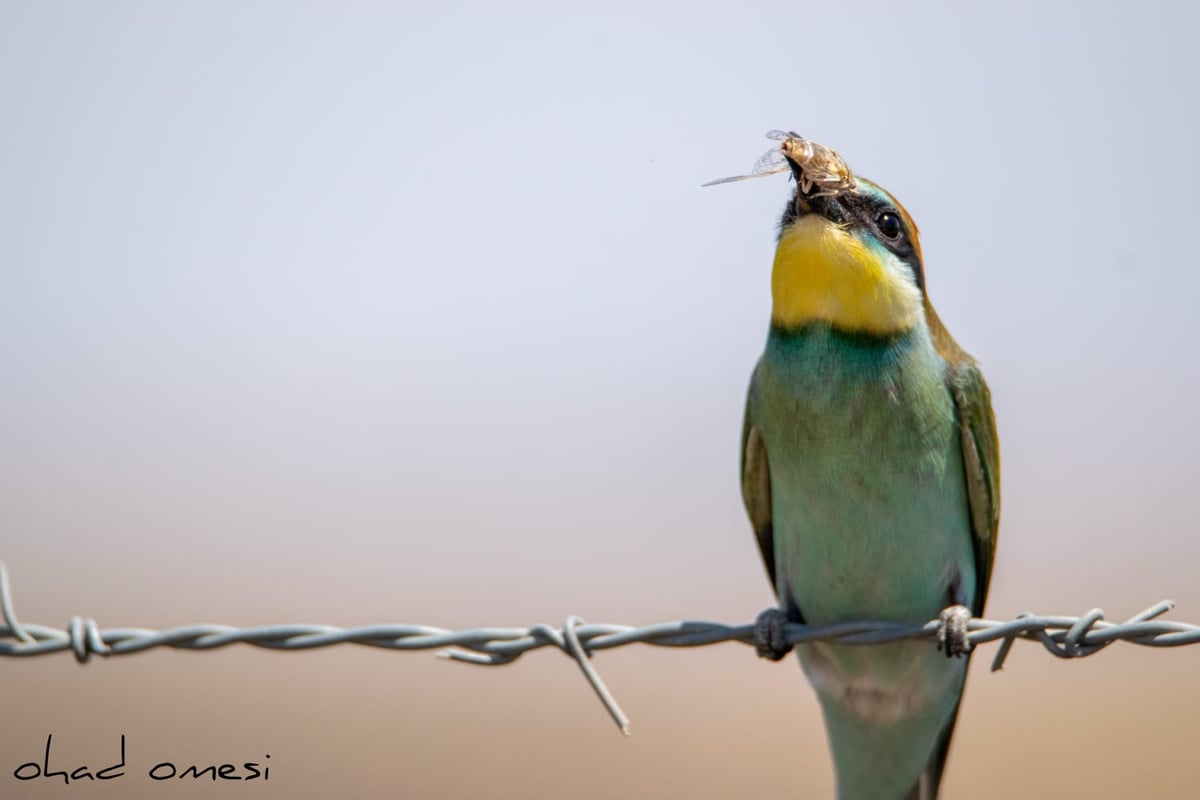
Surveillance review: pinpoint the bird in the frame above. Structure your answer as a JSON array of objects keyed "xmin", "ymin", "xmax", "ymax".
[{"xmin": 729, "ymin": 133, "xmax": 1000, "ymax": 799}]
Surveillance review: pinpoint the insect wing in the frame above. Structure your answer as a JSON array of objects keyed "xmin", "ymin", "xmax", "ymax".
[
  {"xmin": 701, "ymin": 172, "xmax": 773, "ymax": 187},
  {"xmin": 701, "ymin": 150, "xmax": 790, "ymax": 187},
  {"xmin": 700, "ymin": 131, "xmax": 795, "ymax": 187},
  {"xmin": 751, "ymin": 146, "xmax": 788, "ymax": 176}
]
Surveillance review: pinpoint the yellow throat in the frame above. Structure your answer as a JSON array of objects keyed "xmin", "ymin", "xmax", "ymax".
[{"xmin": 771, "ymin": 214, "xmax": 923, "ymax": 335}]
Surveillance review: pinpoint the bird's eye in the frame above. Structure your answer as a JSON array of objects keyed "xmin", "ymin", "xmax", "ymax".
[{"xmin": 876, "ymin": 212, "xmax": 902, "ymax": 240}]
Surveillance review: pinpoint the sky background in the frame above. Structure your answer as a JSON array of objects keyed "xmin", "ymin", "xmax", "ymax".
[{"xmin": 3, "ymin": 1, "xmax": 1199, "ymax": 797}]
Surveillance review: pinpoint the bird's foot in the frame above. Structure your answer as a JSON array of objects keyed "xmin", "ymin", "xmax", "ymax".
[
  {"xmin": 937, "ymin": 605, "xmax": 972, "ymax": 658},
  {"xmin": 753, "ymin": 608, "xmax": 794, "ymax": 661}
]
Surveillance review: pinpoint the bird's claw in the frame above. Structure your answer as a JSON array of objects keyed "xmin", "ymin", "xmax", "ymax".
[
  {"xmin": 937, "ymin": 604, "xmax": 972, "ymax": 658},
  {"xmin": 753, "ymin": 608, "xmax": 794, "ymax": 661}
]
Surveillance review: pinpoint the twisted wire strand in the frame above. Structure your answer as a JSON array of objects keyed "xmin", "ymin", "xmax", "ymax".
[{"xmin": 2, "ymin": 563, "xmax": 1197, "ymax": 733}]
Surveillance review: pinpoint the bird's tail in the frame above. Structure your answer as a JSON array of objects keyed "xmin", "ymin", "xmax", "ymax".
[
  {"xmin": 904, "ymin": 698, "xmax": 962, "ymax": 800},
  {"xmin": 818, "ymin": 690, "xmax": 964, "ymax": 800}
]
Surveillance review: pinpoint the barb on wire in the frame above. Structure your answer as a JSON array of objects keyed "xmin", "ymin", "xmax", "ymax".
[{"xmin": 2, "ymin": 563, "xmax": 1198, "ymax": 734}]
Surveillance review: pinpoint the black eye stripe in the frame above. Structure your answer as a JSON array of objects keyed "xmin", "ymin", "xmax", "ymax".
[{"xmin": 862, "ymin": 203, "xmax": 924, "ymax": 292}]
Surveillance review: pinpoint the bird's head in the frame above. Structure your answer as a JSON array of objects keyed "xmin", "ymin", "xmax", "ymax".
[{"xmin": 770, "ymin": 140, "xmax": 927, "ymax": 337}]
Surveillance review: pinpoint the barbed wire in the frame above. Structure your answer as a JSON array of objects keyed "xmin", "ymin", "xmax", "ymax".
[{"xmin": 2, "ymin": 564, "xmax": 1197, "ymax": 734}]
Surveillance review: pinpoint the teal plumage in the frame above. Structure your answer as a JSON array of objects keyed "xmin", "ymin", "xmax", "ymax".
[
  {"xmin": 750, "ymin": 324, "xmax": 976, "ymax": 624},
  {"xmin": 747, "ymin": 323, "xmax": 974, "ymax": 798}
]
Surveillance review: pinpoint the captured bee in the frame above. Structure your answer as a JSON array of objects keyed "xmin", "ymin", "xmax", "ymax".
[{"xmin": 703, "ymin": 130, "xmax": 856, "ymax": 198}]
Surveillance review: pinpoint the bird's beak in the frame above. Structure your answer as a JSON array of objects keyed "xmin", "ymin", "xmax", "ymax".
[
  {"xmin": 786, "ymin": 159, "xmax": 847, "ymax": 223},
  {"xmin": 782, "ymin": 140, "xmax": 856, "ymax": 224}
]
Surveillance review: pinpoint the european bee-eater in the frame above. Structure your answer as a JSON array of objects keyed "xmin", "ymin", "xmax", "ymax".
[{"xmin": 733, "ymin": 134, "xmax": 1000, "ymax": 800}]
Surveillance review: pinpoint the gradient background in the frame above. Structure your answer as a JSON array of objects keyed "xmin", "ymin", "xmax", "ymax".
[{"xmin": 3, "ymin": 2, "xmax": 1198, "ymax": 797}]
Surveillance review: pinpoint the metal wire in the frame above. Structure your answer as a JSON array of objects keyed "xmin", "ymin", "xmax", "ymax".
[{"xmin": 2, "ymin": 563, "xmax": 1197, "ymax": 734}]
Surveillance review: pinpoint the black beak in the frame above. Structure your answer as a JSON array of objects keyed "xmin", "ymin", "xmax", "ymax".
[{"xmin": 786, "ymin": 158, "xmax": 849, "ymax": 223}]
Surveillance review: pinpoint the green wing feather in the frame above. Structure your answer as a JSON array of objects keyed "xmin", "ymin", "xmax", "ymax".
[
  {"xmin": 922, "ymin": 302, "xmax": 1001, "ymax": 799},
  {"xmin": 947, "ymin": 359, "xmax": 1001, "ymax": 616},
  {"xmin": 925, "ymin": 297, "xmax": 1001, "ymax": 616},
  {"xmin": 740, "ymin": 368, "xmax": 776, "ymax": 590}
]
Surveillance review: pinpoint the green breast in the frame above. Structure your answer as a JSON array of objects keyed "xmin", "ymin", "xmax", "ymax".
[{"xmin": 750, "ymin": 322, "xmax": 976, "ymax": 624}]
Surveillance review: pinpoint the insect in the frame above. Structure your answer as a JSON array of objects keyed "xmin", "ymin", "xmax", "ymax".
[{"xmin": 703, "ymin": 130, "xmax": 856, "ymax": 197}]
